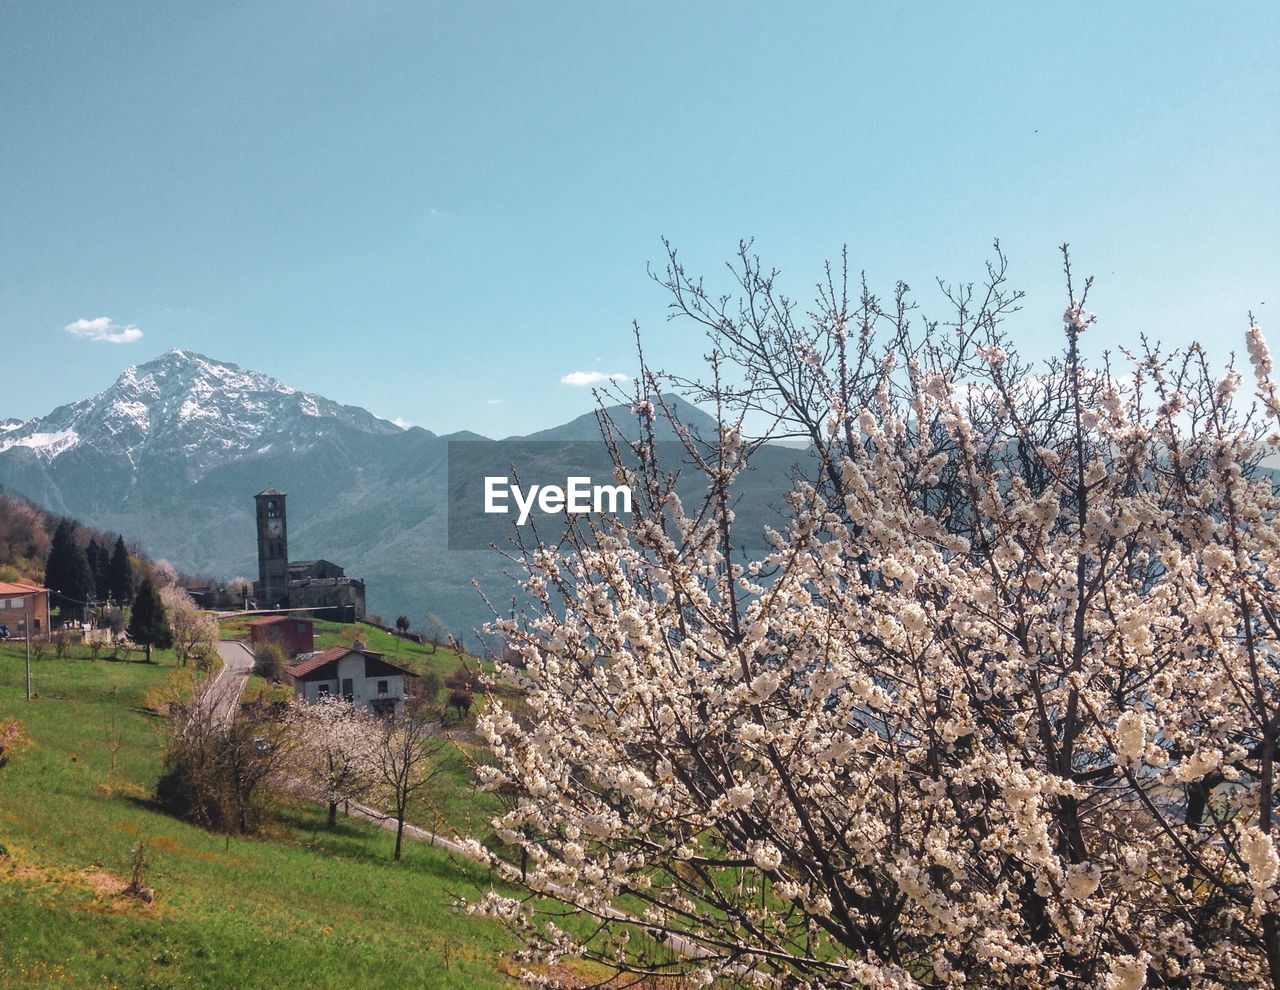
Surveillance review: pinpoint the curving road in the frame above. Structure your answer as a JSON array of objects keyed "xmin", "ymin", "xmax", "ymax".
[{"xmin": 203, "ymin": 640, "xmax": 255, "ymax": 727}]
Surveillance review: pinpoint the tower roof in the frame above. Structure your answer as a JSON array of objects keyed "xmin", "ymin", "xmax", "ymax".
[{"xmin": 256, "ymin": 487, "xmax": 286, "ymax": 497}]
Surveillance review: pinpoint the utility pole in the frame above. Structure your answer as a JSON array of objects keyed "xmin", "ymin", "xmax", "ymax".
[{"xmin": 24, "ymin": 593, "xmax": 32, "ymax": 702}]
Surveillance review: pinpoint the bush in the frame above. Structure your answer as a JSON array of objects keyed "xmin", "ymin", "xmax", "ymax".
[
  {"xmin": 444, "ymin": 665, "xmax": 484, "ymax": 695},
  {"xmin": 254, "ymin": 641, "xmax": 287, "ymax": 680},
  {"xmin": 406, "ymin": 667, "xmax": 443, "ymax": 714},
  {"xmin": 156, "ymin": 705, "xmax": 293, "ymax": 835},
  {"xmin": 446, "ymin": 688, "xmax": 472, "ymax": 720},
  {"xmin": 0, "ymin": 720, "xmax": 25, "ymax": 770}
]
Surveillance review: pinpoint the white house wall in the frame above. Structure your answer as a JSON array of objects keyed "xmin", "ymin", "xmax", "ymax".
[{"xmin": 299, "ymin": 653, "xmax": 407, "ymax": 712}]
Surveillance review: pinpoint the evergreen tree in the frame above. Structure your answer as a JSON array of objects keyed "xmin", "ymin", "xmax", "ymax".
[
  {"xmin": 44, "ymin": 520, "xmax": 95, "ymax": 619},
  {"xmin": 127, "ymin": 578, "xmax": 172, "ymax": 662},
  {"xmin": 44, "ymin": 519, "xmax": 70, "ymax": 593},
  {"xmin": 108, "ymin": 536, "xmax": 134, "ymax": 603},
  {"xmin": 87, "ymin": 538, "xmax": 111, "ymax": 599},
  {"xmin": 84, "ymin": 538, "xmax": 99, "ymax": 589}
]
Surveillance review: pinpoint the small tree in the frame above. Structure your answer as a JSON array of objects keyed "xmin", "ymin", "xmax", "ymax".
[
  {"xmin": 423, "ymin": 614, "xmax": 450, "ymax": 654},
  {"xmin": 160, "ymin": 585, "xmax": 217, "ymax": 667},
  {"xmin": 290, "ymin": 697, "xmax": 378, "ymax": 827},
  {"xmin": 127, "ymin": 578, "xmax": 172, "ymax": 662},
  {"xmin": 51, "ymin": 628, "xmax": 73, "ymax": 660},
  {"xmin": 371, "ymin": 713, "xmax": 447, "ymax": 861},
  {"xmin": 395, "ymin": 614, "xmax": 411, "ymax": 635},
  {"xmin": 156, "ymin": 701, "xmax": 294, "ymax": 836},
  {"xmin": 254, "ymin": 641, "xmax": 287, "ymax": 680},
  {"xmin": 226, "ymin": 576, "xmax": 253, "ymax": 608},
  {"xmin": 407, "ymin": 667, "xmax": 443, "ymax": 714},
  {"xmin": 0, "ymin": 720, "xmax": 24, "ymax": 770},
  {"xmin": 102, "ymin": 605, "xmax": 126, "ymax": 640},
  {"xmin": 446, "ymin": 688, "xmax": 472, "ymax": 721},
  {"xmin": 148, "ymin": 559, "xmax": 179, "ymax": 589}
]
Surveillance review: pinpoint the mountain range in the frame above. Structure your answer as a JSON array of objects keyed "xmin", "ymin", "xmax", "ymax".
[{"xmin": 0, "ymin": 350, "xmax": 804, "ymax": 640}]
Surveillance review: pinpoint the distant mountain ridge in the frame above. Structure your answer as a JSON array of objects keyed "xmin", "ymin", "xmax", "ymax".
[
  {"xmin": 0, "ymin": 350, "xmax": 803, "ymax": 639},
  {"xmin": 0, "ymin": 349, "xmax": 400, "ymax": 478}
]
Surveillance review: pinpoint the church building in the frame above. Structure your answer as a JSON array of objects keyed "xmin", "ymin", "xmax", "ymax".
[{"xmin": 253, "ymin": 489, "xmax": 367, "ymax": 621}]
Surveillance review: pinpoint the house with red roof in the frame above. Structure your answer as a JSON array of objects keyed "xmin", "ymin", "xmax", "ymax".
[
  {"xmin": 286, "ymin": 642, "xmax": 417, "ymax": 716},
  {"xmin": 0, "ymin": 581, "xmax": 49, "ymax": 641},
  {"xmin": 248, "ymin": 615, "xmax": 314, "ymax": 658}
]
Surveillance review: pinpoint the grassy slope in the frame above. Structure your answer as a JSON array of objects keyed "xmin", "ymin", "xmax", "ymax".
[
  {"xmin": 217, "ymin": 617, "xmax": 477, "ymax": 680},
  {"xmin": 0, "ymin": 646, "xmax": 520, "ymax": 990},
  {"xmin": 220, "ymin": 618, "xmax": 504, "ymax": 840}
]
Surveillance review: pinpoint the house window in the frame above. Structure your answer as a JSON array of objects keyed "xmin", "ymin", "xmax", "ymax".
[
  {"xmin": 341, "ymin": 678, "xmax": 354, "ymax": 702},
  {"xmin": 316, "ymin": 683, "xmax": 330, "ymax": 697},
  {"xmin": 377, "ymin": 680, "xmax": 389, "ymax": 695}
]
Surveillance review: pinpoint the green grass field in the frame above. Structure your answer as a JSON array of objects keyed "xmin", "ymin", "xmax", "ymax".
[
  {"xmin": 0, "ymin": 645, "xmax": 525, "ymax": 990},
  {"xmin": 217, "ymin": 616, "xmax": 480, "ymax": 681}
]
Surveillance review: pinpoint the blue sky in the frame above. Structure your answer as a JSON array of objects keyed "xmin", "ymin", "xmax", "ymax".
[{"xmin": 2, "ymin": 2, "xmax": 1276, "ymax": 436}]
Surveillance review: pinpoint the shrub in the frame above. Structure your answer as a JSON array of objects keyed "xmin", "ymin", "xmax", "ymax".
[
  {"xmin": 156, "ymin": 704, "xmax": 293, "ymax": 835},
  {"xmin": 446, "ymin": 688, "xmax": 472, "ymax": 720},
  {"xmin": 254, "ymin": 641, "xmax": 287, "ymax": 680},
  {"xmin": 407, "ymin": 667, "xmax": 443, "ymax": 714},
  {"xmin": 0, "ymin": 720, "xmax": 25, "ymax": 770}
]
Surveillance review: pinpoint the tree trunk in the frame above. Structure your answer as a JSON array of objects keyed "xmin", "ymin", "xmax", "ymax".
[
  {"xmin": 394, "ymin": 814, "xmax": 405, "ymax": 861},
  {"xmin": 327, "ymin": 801, "xmax": 337, "ymax": 828}
]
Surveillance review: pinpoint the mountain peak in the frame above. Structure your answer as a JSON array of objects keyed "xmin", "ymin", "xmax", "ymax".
[
  {"xmin": 512, "ymin": 392, "xmax": 719, "ymax": 443},
  {"xmin": 0, "ymin": 351, "xmax": 400, "ymax": 475}
]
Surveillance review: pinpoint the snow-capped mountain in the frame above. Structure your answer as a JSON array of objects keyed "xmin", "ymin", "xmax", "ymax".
[
  {"xmin": 0, "ymin": 350, "xmax": 795, "ymax": 634},
  {"xmin": 0, "ymin": 349, "xmax": 400, "ymax": 480}
]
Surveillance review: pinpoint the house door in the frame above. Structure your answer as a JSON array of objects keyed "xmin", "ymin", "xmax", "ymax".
[{"xmin": 341, "ymin": 678, "xmax": 354, "ymax": 702}]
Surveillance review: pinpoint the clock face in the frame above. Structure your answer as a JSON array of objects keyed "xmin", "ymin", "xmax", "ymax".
[{"xmin": 267, "ymin": 519, "xmax": 282, "ymax": 537}]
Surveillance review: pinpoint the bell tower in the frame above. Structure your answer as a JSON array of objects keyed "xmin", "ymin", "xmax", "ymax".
[{"xmin": 255, "ymin": 488, "xmax": 289, "ymax": 608}]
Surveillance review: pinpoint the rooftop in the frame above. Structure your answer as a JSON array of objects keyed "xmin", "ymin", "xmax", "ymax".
[
  {"xmin": 286, "ymin": 644, "xmax": 416, "ymax": 680},
  {"xmin": 0, "ymin": 581, "xmax": 48, "ymax": 595}
]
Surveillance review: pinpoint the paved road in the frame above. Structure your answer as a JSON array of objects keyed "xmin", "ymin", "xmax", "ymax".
[{"xmin": 204, "ymin": 640, "xmax": 255, "ymax": 727}]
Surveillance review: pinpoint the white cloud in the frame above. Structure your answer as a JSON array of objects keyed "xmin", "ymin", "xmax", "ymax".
[
  {"xmin": 64, "ymin": 316, "xmax": 143, "ymax": 345},
  {"xmin": 561, "ymin": 371, "xmax": 629, "ymax": 387},
  {"xmin": 391, "ymin": 417, "xmax": 411, "ymax": 429},
  {"xmin": 486, "ymin": 398, "xmax": 504, "ymax": 405}
]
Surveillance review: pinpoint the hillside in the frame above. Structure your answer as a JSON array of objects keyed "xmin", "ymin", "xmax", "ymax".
[
  {"xmin": 0, "ymin": 488, "xmax": 181, "ymax": 593},
  {"xmin": 0, "ymin": 647, "xmax": 526, "ymax": 989}
]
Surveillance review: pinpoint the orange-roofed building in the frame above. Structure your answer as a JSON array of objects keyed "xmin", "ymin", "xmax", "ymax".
[
  {"xmin": 0, "ymin": 582, "xmax": 50, "ymax": 641},
  {"xmin": 248, "ymin": 615, "xmax": 314, "ymax": 658}
]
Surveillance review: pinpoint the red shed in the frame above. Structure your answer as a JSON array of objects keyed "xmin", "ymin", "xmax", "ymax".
[{"xmin": 248, "ymin": 615, "xmax": 315, "ymax": 658}]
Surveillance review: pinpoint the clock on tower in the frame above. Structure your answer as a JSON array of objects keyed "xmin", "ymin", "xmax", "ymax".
[{"xmin": 254, "ymin": 488, "xmax": 290, "ymax": 608}]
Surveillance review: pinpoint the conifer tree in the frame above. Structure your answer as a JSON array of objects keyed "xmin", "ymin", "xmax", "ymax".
[
  {"xmin": 127, "ymin": 578, "xmax": 172, "ymax": 662},
  {"xmin": 87, "ymin": 538, "xmax": 111, "ymax": 599},
  {"xmin": 108, "ymin": 536, "xmax": 134, "ymax": 603},
  {"xmin": 44, "ymin": 520, "xmax": 95, "ymax": 619}
]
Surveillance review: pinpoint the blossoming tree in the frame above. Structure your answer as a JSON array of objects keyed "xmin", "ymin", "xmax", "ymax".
[
  {"xmin": 470, "ymin": 245, "xmax": 1280, "ymax": 989},
  {"xmin": 289, "ymin": 696, "xmax": 379, "ymax": 828}
]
